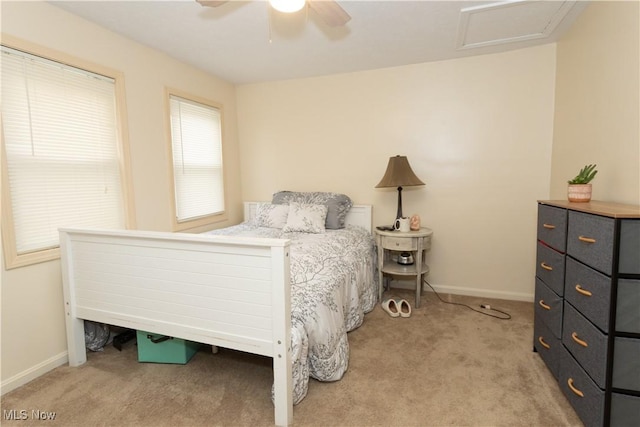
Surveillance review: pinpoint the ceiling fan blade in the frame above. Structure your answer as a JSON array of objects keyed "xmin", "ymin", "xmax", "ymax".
[
  {"xmin": 196, "ymin": 0, "xmax": 229, "ymax": 7},
  {"xmin": 308, "ymin": 0, "xmax": 351, "ymax": 27}
]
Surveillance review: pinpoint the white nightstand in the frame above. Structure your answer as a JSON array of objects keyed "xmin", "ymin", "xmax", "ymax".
[{"xmin": 375, "ymin": 227, "xmax": 433, "ymax": 308}]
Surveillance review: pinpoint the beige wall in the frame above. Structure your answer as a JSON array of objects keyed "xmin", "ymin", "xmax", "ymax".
[
  {"xmin": 1, "ymin": 2, "xmax": 242, "ymax": 391},
  {"xmin": 550, "ymin": 1, "xmax": 640, "ymax": 204},
  {"xmin": 237, "ymin": 44, "xmax": 557, "ymax": 301}
]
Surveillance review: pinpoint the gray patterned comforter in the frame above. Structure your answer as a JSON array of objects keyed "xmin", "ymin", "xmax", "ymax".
[{"xmin": 204, "ymin": 223, "xmax": 377, "ymax": 404}]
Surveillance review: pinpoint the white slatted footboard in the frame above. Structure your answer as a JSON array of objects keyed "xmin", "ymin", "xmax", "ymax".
[{"xmin": 60, "ymin": 228, "xmax": 293, "ymax": 426}]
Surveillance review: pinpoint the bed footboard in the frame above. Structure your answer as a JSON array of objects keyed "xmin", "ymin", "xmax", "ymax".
[{"xmin": 60, "ymin": 228, "xmax": 293, "ymax": 426}]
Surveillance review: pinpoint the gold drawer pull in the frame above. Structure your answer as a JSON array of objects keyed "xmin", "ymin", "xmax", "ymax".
[
  {"xmin": 578, "ymin": 236, "xmax": 596, "ymax": 244},
  {"xmin": 543, "ymin": 223, "xmax": 556, "ymax": 229},
  {"xmin": 540, "ymin": 262, "xmax": 553, "ymax": 271},
  {"xmin": 538, "ymin": 300, "xmax": 551, "ymax": 310},
  {"xmin": 575, "ymin": 285, "xmax": 592, "ymax": 297},
  {"xmin": 538, "ymin": 336, "xmax": 550, "ymax": 349},
  {"xmin": 568, "ymin": 378, "xmax": 584, "ymax": 397},
  {"xmin": 571, "ymin": 332, "xmax": 588, "ymax": 347}
]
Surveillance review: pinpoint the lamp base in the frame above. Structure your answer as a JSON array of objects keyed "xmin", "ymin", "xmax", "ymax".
[{"xmin": 396, "ymin": 186, "xmax": 404, "ymax": 220}]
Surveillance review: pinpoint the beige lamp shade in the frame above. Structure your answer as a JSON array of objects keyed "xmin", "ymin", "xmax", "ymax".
[{"xmin": 375, "ymin": 155, "xmax": 425, "ymax": 188}]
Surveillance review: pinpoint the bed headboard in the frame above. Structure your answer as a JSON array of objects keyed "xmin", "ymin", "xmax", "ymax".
[{"xmin": 243, "ymin": 202, "xmax": 372, "ymax": 232}]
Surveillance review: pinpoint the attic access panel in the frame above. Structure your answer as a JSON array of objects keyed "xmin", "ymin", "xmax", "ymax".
[{"xmin": 457, "ymin": 0, "xmax": 577, "ymax": 50}]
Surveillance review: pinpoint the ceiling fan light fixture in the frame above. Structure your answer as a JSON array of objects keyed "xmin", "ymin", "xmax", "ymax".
[{"xmin": 269, "ymin": 0, "xmax": 306, "ymax": 13}]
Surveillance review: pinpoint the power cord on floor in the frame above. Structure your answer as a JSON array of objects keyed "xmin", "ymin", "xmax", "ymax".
[{"xmin": 422, "ymin": 279, "xmax": 512, "ymax": 320}]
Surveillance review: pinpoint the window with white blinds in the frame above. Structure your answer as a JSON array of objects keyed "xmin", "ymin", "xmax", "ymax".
[
  {"xmin": 1, "ymin": 45, "xmax": 128, "ymax": 267},
  {"xmin": 169, "ymin": 94, "xmax": 225, "ymax": 226}
]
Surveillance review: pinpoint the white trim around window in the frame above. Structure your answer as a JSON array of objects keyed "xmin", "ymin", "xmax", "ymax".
[
  {"xmin": 165, "ymin": 88, "xmax": 227, "ymax": 231},
  {"xmin": 1, "ymin": 35, "xmax": 135, "ymax": 269}
]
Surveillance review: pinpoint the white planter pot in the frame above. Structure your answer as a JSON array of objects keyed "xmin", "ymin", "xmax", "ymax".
[{"xmin": 568, "ymin": 184, "xmax": 592, "ymax": 203}]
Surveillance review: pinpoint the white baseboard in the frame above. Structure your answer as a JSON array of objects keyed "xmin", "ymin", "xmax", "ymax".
[
  {"xmin": 1, "ymin": 351, "xmax": 68, "ymax": 396},
  {"xmin": 389, "ymin": 280, "xmax": 534, "ymax": 302}
]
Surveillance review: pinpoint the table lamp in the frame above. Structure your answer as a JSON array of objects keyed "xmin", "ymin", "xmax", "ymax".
[{"xmin": 375, "ymin": 155, "xmax": 425, "ymax": 226}]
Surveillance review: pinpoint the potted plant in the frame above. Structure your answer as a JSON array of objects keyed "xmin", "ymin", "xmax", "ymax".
[{"xmin": 567, "ymin": 164, "xmax": 597, "ymax": 202}]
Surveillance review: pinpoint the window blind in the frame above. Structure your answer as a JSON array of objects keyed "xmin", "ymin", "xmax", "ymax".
[
  {"xmin": 169, "ymin": 95, "xmax": 224, "ymax": 222},
  {"xmin": 1, "ymin": 46, "xmax": 126, "ymax": 254}
]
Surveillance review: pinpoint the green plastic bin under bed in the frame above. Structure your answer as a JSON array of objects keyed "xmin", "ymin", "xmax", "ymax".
[{"xmin": 136, "ymin": 330, "xmax": 201, "ymax": 364}]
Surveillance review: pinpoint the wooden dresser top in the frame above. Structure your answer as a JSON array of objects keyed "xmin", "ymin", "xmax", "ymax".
[{"xmin": 538, "ymin": 200, "xmax": 640, "ymax": 219}]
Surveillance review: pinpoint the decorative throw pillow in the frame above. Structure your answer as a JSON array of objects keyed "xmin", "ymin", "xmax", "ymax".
[
  {"xmin": 254, "ymin": 203, "xmax": 290, "ymax": 229},
  {"xmin": 271, "ymin": 191, "xmax": 352, "ymax": 229},
  {"xmin": 282, "ymin": 203, "xmax": 328, "ymax": 234}
]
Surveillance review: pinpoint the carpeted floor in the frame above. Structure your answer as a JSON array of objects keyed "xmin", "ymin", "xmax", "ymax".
[{"xmin": 1, "ymin": 290, "xmax": 582, "ymax": 426}]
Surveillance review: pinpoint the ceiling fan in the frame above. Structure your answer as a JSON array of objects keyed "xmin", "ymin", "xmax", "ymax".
[{"xmin": 196, "ymin": 0, "xmax": 352, "ymax": 27}]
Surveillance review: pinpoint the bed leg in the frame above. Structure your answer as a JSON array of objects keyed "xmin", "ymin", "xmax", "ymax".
[
  {"xmin": 211, "ymin": 345, "xmax": 219, "ymax": 354},
  {"xmin": 272, "ymin": 353, "xmax": 293, "ymax": 427},
  {"xmin": 65, "ymin": 316, "xmax": 87, "ymax": 367}
]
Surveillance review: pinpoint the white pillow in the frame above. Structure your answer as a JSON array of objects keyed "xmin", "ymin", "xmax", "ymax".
[
  {"xmin": 282, "ymin": 203, "xmax": 328, "ymax": 234},
  {"xmin": 254, "ymin": 203, "xmax": 290, "ymax": 228}
]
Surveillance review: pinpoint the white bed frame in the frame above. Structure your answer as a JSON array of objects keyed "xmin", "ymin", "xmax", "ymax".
[{"xmin": 60, "ymin": 203, "xmax": 371, "ymax": 427}]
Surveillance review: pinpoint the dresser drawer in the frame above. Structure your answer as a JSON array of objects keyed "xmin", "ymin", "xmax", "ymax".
[
  {"xmin": 559, "ymin": 348, "xmax": 604, "ymax": 427},
  {"xmin": 534, "ymin": 278, "xmax": 563, "ymax": 339},
  {"xmin": 567, "ymin": 211, "xmax": 615, "ymax": 275},
  {"xmin": 534, "ymin": 315, "xmax": 562, "ymax": 380},
  {"xmin": 611, "ymin": 393, "xmax": 640, "ymax": 427},
  {"xmin": 536, "ymin": 242, "xmax": 566, "ymax": 296},
  {"xmin": 619, "ymin": 219, "xmax": 640, "ymax": 275},
  {"xmin": 380, "ymin": 235, "xmax": 416, "ymax": 251},
  {"xmin": 537, "ymin": 204, "xmax": 567, "ymax": 252},
  {"xmin": 612, "ymin": 337, "xmax": 640, "ymax": 392},
  {"xmin": 565, "ymin": 257, "xmax": 611, "ymax": 332},
  {"xmin": 563, "ymin": 302, "xmax": 608, "ymax": 389},
  {"xmin": 616, "ymin": 278, "xmax": 640, "ymax": 334}
]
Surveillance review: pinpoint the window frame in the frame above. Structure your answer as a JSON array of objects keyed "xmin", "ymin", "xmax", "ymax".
[
  {"xmin": 165, "ymin": 88, "xmax": 228, "ymax": 232},
  {"xmin": 1, "ymin": 35, "xmax": 135, "ymax": 269}
]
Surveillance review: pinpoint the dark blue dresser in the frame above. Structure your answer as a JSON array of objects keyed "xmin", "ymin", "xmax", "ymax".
[{"xmin": 534, "ymin": 200, "xmax": 640, "ymax": 427}]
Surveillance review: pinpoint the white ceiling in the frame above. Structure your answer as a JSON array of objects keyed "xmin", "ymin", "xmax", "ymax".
[{"xmin": 51, "ymin": 0, "xmax": 590, "ymax": 84}]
